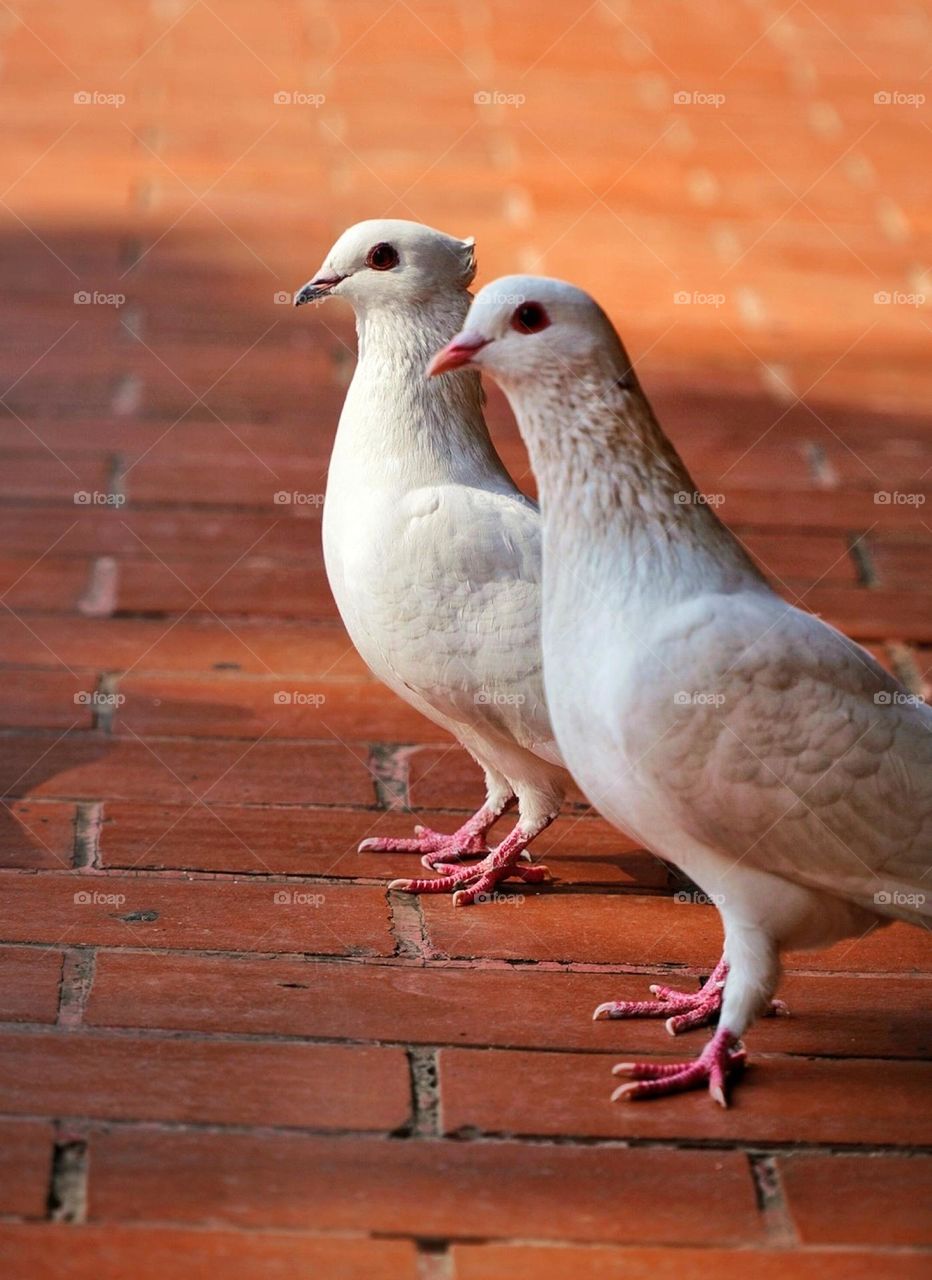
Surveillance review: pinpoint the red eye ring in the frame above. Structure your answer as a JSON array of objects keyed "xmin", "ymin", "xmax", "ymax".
[
  {"xmin": 366, "ymin": 242, "xmax": 399, "ymax": 271},
  {"xmin": 511, "ymin": 301, "xmax": 550, "ymax": 333}
]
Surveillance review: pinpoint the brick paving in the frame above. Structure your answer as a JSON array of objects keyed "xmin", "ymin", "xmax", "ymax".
[{"xmin": 1, "ymin": 2, "xmax": 930, "ymax": 1276}]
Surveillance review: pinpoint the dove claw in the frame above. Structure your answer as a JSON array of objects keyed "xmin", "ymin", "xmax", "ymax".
[
  {"xmin": 376, "ymin": 813, "xmax": 554, "ymax": 905},
  {"xmin": 592, "ymin": 958, "xmax": 729, "ymax": 1035},
  {"xmin": 358, "ymin": 801, "xmax": 514, "ymax": 865},
  {"xmin": 609, "ymin": 1028, "xmax": 744, "ymax": 1104},
  {"xmin": 359, "ymin": 825, "xmax": 488, "ymax": 865}
]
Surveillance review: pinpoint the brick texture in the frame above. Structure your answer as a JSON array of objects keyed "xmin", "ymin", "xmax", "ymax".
[{"xmin": 0, "ymin": 0, "xmax": 929, "ymax": 1270}]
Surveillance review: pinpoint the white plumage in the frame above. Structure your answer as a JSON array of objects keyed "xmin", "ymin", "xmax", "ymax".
[
  {"xmin": 430, "ymin": 274, "xmax": 932, "ymax": 1099},
  {"xmin": 295, "ymin": 225, "xmax": 568, "ymax": 905}
]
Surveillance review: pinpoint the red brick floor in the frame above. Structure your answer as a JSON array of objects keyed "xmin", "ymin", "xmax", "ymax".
[{"xmin": 1, "ymin": 2, "xmax": 931, "ymax": 1276}]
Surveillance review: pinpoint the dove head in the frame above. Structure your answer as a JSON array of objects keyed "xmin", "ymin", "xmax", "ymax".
[
  {"xmin": 294, "ymin": 219, "xmax": 476, "ymax": 312},
  {"xmin": 427, "ymin": 275, "xmax": 629, "ymax": 389}
]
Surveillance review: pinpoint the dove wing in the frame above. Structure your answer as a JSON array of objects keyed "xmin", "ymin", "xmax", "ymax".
[{"xmin": 629, "ymin": 592, "xmax": 932, "ymax": 916}]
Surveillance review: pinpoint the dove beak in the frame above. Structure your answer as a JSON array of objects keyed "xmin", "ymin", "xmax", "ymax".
[
  {"xmin": 294, "ymin": 273, "xmax": 346, "ymax": 306},
  {"xmin": 427, "ymin": 332, "xmax": 491, "ymax": 377}
]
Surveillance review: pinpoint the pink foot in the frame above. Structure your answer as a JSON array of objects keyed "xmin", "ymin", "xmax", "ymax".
[
  {"xmin": 388, "ymin": 820, "xmax": 552, "ymax": 906},
  {"xmin": 611, "ymin": 1027, "xmax": 746, "ymax": 1107},
  {"xmin": 359, "ymin": 800, "xmax": 514, "ymax": 870},
  {"xmin": 593, "ymin": 958, "xmax": 787, "ymax": 1036},
  {"xmin": 594, "ymin": 958, "xmax": 728, "ymax": 1035}
]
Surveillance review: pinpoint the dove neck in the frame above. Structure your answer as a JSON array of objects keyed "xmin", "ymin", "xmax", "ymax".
[
  {"xmin": 339, "ymin": 293, "xmax": 510, "ymax": 487},
  {"xmin": 515, "ymin": 374, "xmax": 765, "ymax": 607}
]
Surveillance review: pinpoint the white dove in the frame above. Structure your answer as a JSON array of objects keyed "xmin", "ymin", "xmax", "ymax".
[
  {"xmin": 429, "ymin": 275, "xmax": 932, "ymax": 1100},
  {"xmin": 294, "ymin": 224, "xmax": 569, "ymax": 905}
]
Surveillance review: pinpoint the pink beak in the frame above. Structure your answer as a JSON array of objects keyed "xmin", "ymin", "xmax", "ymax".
[{"xmin": 427, "ymin": 331, "xmax": 491, "ymax": 377}]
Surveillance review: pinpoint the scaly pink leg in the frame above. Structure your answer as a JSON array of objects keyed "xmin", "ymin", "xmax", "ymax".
[
  {"xmin": 611, "ymin": 1026, "xmax": 746, "ymax": 1107},
  {"xmin": 593, "ymin": 958, "xmax": 787, "ymax": 1035},
  {"xmin": 388, "ymin": 815, "xmax": 554, "ymax": 907},
  {"xmin": 359, "ymin": 797, "xmax": 516, "ymax": 870}
]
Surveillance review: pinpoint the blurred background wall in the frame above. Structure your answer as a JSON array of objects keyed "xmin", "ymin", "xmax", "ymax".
[{"xmin": 3, "ymin": 0, "xmax": 929, "ymax": 431}]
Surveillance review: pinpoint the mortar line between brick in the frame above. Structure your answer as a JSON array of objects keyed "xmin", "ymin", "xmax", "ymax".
[
  {"xmin": 72, "ymin": 802, "xmax": 104, "ymax": 869},
  {"xmin": 414, "ymin": 1238, "xmax": 453, "ymax": 1280},
  {"xmin": 0, "ymin": 936, "xmax": 919, "ymax": 981},
  {"xmin": 748, "ymin": 1151, "xmax": 799, "ymax": 1247},
  {"xmin": 387, "ymin": 886, "xmax": 433, "ymax": 961},
  {"xmin": 886, "ymin": 641, "xmax": 924, "ymax": 696},
  {"xmin": 8, "ymin": 1112, "xmax": 926, "ymax": 1156},
  {"xmin": 407, "ymin": 1046, "xmax": 441, "ymax": 1138},
  {"xmin": 46, "ymin": 1123, "xmax": 89, "ymax": 1224},
  {"xmin": 56, "ymin": 947, "xmax": 97, "ymax": 1029},
  {"xmin": 847, "ymin": 531, "xmax": 878, "ymax": 587},
  {"xmin": 76, "ymin": 556, "xmax": 119, "ymax": 619},
  {"xmin": 368, "ymin": 742, "xmax": 415, "ymax": 810}
]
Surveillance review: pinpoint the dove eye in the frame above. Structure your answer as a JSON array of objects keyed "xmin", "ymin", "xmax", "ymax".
[
  {"xmin": 511, "ymin": 302, "xmax": 550, "ymax": 334},
  {"xmin": 366, "ymin": 242, "xmax": 399, "ymax": 271}
]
